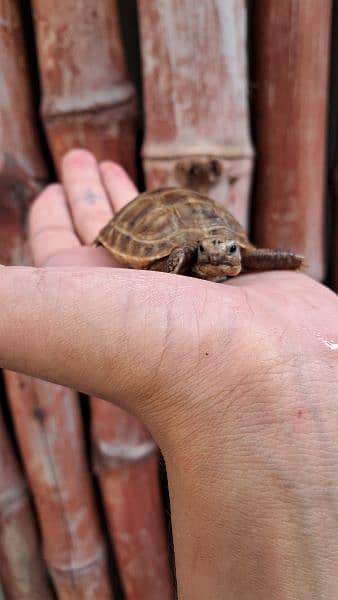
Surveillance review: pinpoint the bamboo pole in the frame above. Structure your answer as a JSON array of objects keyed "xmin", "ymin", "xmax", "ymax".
[
  {"xmin": 31, "ymin": 0, "xmax": 137, "ymax": 179},
  {"xmin": 30, "ymin": 2, "xmax": 174, "ymax": 596},
  {"xmin": 251, "ymin": 0, "xmax": 332, "ymax": 281},
  {"xmin": 4, "ymin": 372, "xmax": 114, "ymax": 599},
  {"xmin": 0, "ymin": 4, "xmax": 53, "ymax": 596},
  {"xmin": 0, "ymin": 407, "xmax": 53, "ymax": 599},
  {"xmin": 0, "ymin": 0, "xmax": 46, "ymax": 266},
  {"xmin": 92, "ymin": 401, "xmax": 173, "ymax": 599},
  {"xmin": 137, "ymin": 0, "xmax": 253, "ymax": 226},
  {"xmin": 332, "ymin": 167, "xmax": 338, "ymax": 291}
]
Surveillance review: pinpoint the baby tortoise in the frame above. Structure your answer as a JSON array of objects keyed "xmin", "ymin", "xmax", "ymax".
[{"xmin": 95, "ymin": 188, "xmax": 304, "ymax": 283}]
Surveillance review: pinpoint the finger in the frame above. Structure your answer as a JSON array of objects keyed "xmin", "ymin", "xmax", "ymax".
[
  {"xmin": 28, "ymin": 184, "xmax": 81, "ymax": 266},
  {"xmin": 99, "ymin": 161, "xmax": 138, "ymax": 212},
  {"xmin": 61, "ymin": 149, "xmax": 113, "ymax": 244}
]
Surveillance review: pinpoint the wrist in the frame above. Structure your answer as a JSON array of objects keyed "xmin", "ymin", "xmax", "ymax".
[{"xmin": 165, "ymin": 374, "xmax": 338, "ymax": 599}]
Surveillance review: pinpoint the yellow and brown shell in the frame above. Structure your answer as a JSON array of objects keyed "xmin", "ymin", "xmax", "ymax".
[{"xmin": 95, "ymin": 188, "xmax": 251, "ymax": 268}]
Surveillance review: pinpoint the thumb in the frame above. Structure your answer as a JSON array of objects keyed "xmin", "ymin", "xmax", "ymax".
[{"xmin": 0, "ymin": 265, "xmax": 202, "ymax": 426}]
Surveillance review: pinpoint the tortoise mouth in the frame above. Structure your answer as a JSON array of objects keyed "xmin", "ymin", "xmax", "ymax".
[
  {"xmin": 192, "ymin": 263, "xmax": 241, "ymax": 279},
  {"xmin": 224, "ymin": 265, "xmax": 241, "ymax": 276}
]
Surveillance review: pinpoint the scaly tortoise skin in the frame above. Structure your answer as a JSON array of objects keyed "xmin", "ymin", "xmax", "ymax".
[{"xmin": 95, "ymin": 188, "xmax": 304, "ymax": 283}]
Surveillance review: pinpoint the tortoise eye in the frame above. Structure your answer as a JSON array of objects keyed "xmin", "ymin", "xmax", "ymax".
[
  {"xmin": 229, "ymin": 243, "xmax": 237, "ymax": 254},
  {"xmin": 199, "ymin": 243, "xmax": 205, "ymax": 252}
]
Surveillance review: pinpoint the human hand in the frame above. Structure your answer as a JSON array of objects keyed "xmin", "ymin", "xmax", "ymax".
[{"xmin": 1, "ymin": 149, "xmax": 338, "ymax": 599}]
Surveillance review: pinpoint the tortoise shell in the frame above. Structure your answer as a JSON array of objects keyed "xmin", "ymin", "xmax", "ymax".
[{"xmin": 95, "ymin": 187, "xmax": 253, "ymax": 269}]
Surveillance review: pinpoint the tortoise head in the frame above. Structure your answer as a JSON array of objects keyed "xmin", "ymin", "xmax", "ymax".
[{"xmin": 192, "ymin": 237, "xmax": 242, "ymax": 280}]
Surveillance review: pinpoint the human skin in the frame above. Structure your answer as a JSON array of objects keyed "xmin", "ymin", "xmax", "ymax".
[{"xmin": 0, "ymin": 149, "xmax": 338, "ymax": 599}]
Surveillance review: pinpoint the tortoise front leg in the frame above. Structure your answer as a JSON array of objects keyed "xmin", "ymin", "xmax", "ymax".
[
  {"xmin": 149, "ymin": 244, "xmax": 197, "ymax": 275},
  {"xmin": 242, "ymin": 248, "xmax": 304, "ymax": 272}
]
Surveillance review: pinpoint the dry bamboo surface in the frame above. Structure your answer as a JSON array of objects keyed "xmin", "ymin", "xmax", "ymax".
[
  {"xmin": 0, "ymin": 0, "xmax": 45, "ymax": 177},
  {"xmin": 137, "ymin": 0, "xmax": 253, "ymax": 226},
  {"xmin": 31, "ymin": 0, "xmax": 137, "ymax": 178},
  {"xmin": 0, "ymin": 4, "xmax": 53, "ymax": 597},
  {"xmin": 332, "ymin": 167, "xmax": 338, "ymax": 291},
  {"xmin": 0, "ymin": 0, "xmax": 46, "ymax": 265},
  {"xmin": 0, "ymin": 408, "xmax": 53, "ymax": 599},
  {"xmin": 92, "ymin": 401, "xmax": 173, "ymax": 599},
  {"xmin": 4, "ymin": 372, "xmax": 114, "ymax": 600},
  {"xmin": 252, "ymin": 0, "xmax": 332, "ymax": 281}
]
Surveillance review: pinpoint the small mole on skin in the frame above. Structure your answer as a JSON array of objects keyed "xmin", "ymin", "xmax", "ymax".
[{"xmin": 205, "ymin": 352, "xmax": 209, "ymax": 356}]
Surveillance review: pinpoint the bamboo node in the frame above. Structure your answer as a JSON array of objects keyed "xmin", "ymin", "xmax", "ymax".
[
  {"xmin": 142, "ymin": 141, "xmax": 254, "ymax": 160},
  {"xmin": 175, "ymin": 157, "xmax": 222, "ymax": 191},
  {"xmin": 42, "ymin": 84, "xmax": 136, "ymax": 121},
  {"xmin": 94, "ymin": 439, "xmax": 158, "ymax": 471},
  {"xmin": 48, "ymin": 546, "xmax": 107, "ymax": 578}
]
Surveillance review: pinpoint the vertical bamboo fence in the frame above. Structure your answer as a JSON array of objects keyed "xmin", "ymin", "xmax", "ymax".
[
  {"xmin": 23, "ymin": 1, "xmax": 173, "ymax": 598},
  {"xmin": 4, "ymin": 372, "xmax": 114, "ymax": 600},
  {"xmin": 0, "ymin": 0, "xmax": 46, "ymax": 264},
  {"xmin": 31, "ymin": 0, "xmax": 137, "ymax": 180},
  {"xmin": 0, "ymin": 3, "xmax": 52, "ymax": 596},
  {"xmin": 0, "ymin": 1, "xmax": 336, "ymax": 598},
  {"xmin": 0, "ymin": 408, "xmax": 52, "ymax": 598}
]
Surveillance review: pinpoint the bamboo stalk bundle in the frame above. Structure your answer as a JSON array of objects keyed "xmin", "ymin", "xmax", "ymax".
[
  {"xmin": 1, "ymin": 3, "xmax": 113, "ymax": 596},
  {"xmin": 0, "ymin": 5, "xmax": 53, "ymax": 595},
  {"xmin": 0, "ymin": 408, "xmax": 53, "ymax": 599},
  {"xmin": 4, "ymin": 372, "xmax": 114, "ymax": 599},
  {"xmin": 251, "ymin": 0, "xmax": 332, "ymax": 281},
  {"xmin": 137, "ymin": 0, "xmax": 253, "ymax": 226},
  {"xmin": 92, "ymin": 400, "xmax": 173, "ymax": 599},
  {"xmin": 31, "ymin": 4, "xmax": 174, "ymax": 596},
  {"xmin": 31, "ymin": 0, "xmax": 137, "ymax": 178}
]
